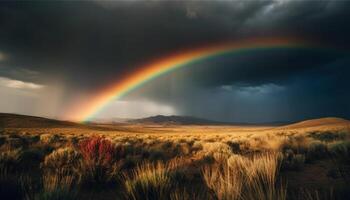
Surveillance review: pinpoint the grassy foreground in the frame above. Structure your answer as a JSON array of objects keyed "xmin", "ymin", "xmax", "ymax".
[{"xmin": 0, "ymin": 118, "xmax": 350, "ymax": 200}]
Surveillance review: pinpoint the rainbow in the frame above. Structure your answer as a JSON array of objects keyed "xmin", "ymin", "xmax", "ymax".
[{"xmin": 65, "ymin": 37, "xmax": 316, "ymax": 122}]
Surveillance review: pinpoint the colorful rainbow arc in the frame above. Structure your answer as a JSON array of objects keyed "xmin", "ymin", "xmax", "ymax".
[{"xmin": 65, "ymin": 38, "xmax": 315, "ymax": 122}]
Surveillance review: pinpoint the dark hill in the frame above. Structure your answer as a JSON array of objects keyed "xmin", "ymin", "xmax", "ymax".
[
  {"xmin": 128, "ymin": 115, "xmax": 229, "ymax": 125},
  {"xmin": 280, "ymin": 117, "xmax": 350, "ymax": 129},
  {"xmin": 0, "ymin": 113, "xmax": 78, "ymax": 128},
  {"xmin": 128, "ymin": 115, "xmax": 291, "ymax": 126}
]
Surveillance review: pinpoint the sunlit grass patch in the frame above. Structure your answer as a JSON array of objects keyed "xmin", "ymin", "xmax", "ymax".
[
  {"xmin": 36, "ymin": 170, "xmax": 78, "ymax": 200},
  {"xmin": 202, "ymin": 153, "xmax": 286, "ymax": 200},
  {"xmin": 123, "ymin": 161, "xmax": 173, "ymax": 200}
]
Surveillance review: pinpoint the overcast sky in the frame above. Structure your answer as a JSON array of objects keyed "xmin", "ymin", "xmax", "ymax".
[{"xmin": 0, "ymin": 0, "xmax": 349, "ymax": 123}]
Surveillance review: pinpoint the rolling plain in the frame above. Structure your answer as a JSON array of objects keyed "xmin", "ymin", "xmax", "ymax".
[{"xmin": 0, "ymin": 113, "xmax": 349, "ymax": 200}]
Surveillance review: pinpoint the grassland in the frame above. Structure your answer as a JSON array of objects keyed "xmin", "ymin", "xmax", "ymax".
[{"xmin": 0, "ymin": 114, "xmax": 349, "ymax": 200}]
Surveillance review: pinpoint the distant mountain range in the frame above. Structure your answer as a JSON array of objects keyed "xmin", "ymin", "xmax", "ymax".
[
  {"xmin": 127, "ymin": 115, "xmax": 290, "ymax": 126},
  {"xmin": 127, "ymin": 115, "xmax": 225, "ymax": 125},
  {"xmin": 1, "ymin": 113, "xmax": 349, "ymax": 128}
]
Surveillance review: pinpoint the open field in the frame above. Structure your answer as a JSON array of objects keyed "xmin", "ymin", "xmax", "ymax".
[{"xmin": 1, "ymin": 114, "xmax": 350, "ymax": 200}]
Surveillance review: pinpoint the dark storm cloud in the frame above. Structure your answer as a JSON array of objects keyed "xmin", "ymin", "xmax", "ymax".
[
  {"xmin": 125, "ymin": 48, "xmax": 350, "ymax": 122},
  {"xmin": 0, "ymin": 0, "xmax": 349, "ymax": 121}
]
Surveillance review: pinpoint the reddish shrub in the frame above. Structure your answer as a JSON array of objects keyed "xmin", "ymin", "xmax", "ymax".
[
  {"xmin": 78, "ymin": 136, "xmax": 121, "ymax": 185},
  {"xmin": 79, "ymin": 136, "xmax": 115, "ymax": 166}
]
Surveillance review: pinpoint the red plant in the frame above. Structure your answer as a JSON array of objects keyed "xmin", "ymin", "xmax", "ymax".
[{"xmin": 79, "ymin": 136, "xmax": 115, "ymax": 166}]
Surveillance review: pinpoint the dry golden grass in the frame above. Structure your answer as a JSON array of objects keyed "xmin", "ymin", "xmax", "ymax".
[
  {"xmin": 202, "ymin": 153, "xmax": 286, "ymax": 200},
  {"xmin": 4, "ymin": 117, "xmax": 348, "ymax": 149},
  {"xmin": 123, "ymin": 162, "xmax": 172, "ymax": 200},
  {"xmin": 0, "ymin": 116, "xmax": 349, "ymax": 199}
]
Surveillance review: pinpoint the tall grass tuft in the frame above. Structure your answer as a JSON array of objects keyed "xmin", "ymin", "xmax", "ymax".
[
  {"xmin": 0, "ymin": 149, "xmax": 33, "ymax": 199},
  {"xmin": 36, "ymin": 170, "xmax": 78, "ymax": 200},
  {"xmin": 202, "ymin": 153, "xmax": 286, "ymax": 200},
  {"xmin": 169, "ymin": 188, "xmax": 208, "ymax": 200},
  {"xmin": 202, "ymin": 154, "xmax": 245, "ymax": 200},
  {"xmin": 242, "ymin": 153, "xmax": 286, "ymax": 200},
  {"xmin": 123, "ymin": 161, "xmax": 172, "ymax": 200},
  {"xmin": 0, "ymin": 148, "xmax": 22, "ymax": 172}
]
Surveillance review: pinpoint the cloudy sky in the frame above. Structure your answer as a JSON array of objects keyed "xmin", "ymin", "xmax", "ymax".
[{"xmin": 0, "ymin": 0, "xmax": 349, "ymax": 123}]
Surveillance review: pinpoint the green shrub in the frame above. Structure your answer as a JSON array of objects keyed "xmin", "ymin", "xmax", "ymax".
[
  {"xmin": 309, "ymin": 131, "xmax": 348, "ymax": 142},
  {"xmin": 27, "ymin": 135, "xmax": 41, "ymax": 144},
  {"xmin": 328, "ymin": 141, "xmax": 350, "ymax": 173},
  {"xmin": 306, "ymin": 142, "xmax": 328, "ymax": 162},
  {"xmin": 227, "ymin": 141, "xmax": 240, "ymax": 153},
  {"xmin": 20, "ymin": 148, "xmax": 45, "ymax": 169},
  {"xmin": 328, "ymin": 141, "xmax": 350, "ymax": 158},
  {"xmin": 122, "ymin": 156, "xmax": 137, "ymax": 170},
  {"xmin": 40, "ymin": 134, "xmax": 60, "ymax": 144},
  {"xmin": 281, "ymin": 136, "xmax": 309, "ymax": 154},
  {"xmin": 42, "ymin": 147, "xmax": 82, "ymax": 176},
  {"xmin": 0, "ymin": 149, "xmax": 22, "ymax": 173},
  {"xmin": 68, "ymin": 136, "xmax": 78, "ymax": 145},
  {"xmin": 173, "ymin": 143, "xmax": 191, "ymax": 156},
  {"xmin": 6, "ymin": 138, "xmax": 26, "ymax": 149},
  {"xmin": 124, "ymin": 143, "xmax": 138, "ymax": 156},
  {"xmin": 149, "ymin": 150, "xmax": 167, "ymax": 162},
  {"xmin": 161, "ymin": 141, "xmax": 173, "ymax": 150},
  {"xmin": 282, "ymin": 152, "xmax": 305, "ymax": 171},
  {"xmin": 201, "ymin": 155, "xmax": 215, "ymax": 165},
  {"xmin": 35, "ymin": 144, "xmax": 54, "ymax": 155}
]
